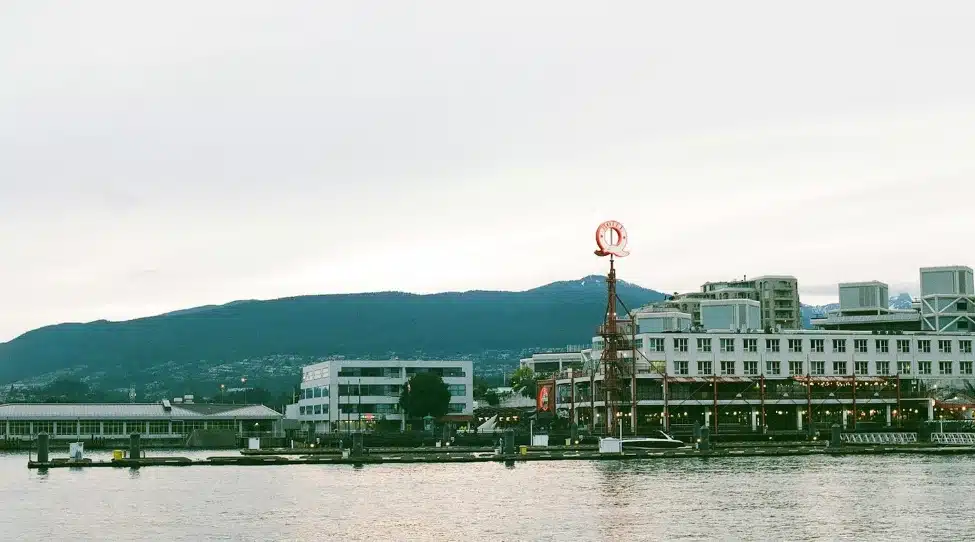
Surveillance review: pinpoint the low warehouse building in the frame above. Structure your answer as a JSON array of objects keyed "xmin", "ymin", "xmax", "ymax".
[{"xmin": 0, "ymin": 400, "xmax": 282, "ymax": 441}]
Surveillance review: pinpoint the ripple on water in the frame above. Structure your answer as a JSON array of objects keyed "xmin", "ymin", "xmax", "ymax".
[{"xmin": 1, "ymin": 452, "xmax": 974, "ymax": 541}]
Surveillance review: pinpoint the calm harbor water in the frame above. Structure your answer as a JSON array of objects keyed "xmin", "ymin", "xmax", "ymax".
[{"xmin": 2, "ymin": 450, "xmax": 974, "ymax": 541}]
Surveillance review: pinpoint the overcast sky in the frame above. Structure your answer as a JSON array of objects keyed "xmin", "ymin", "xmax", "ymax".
[{"xmin": 2, "ymin": 1, "xmax": 974, "ymax": 341}]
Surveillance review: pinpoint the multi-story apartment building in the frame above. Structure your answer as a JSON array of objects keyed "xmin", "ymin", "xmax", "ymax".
[
  {"xmin": 652, "ymin": 275, "xmax": 801, "ymax": 331},
  {"xmin": 296, "ymin": 360, "xmax": 473, "ymax": 434}
]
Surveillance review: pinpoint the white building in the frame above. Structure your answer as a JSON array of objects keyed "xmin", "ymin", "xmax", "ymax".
[
  {"xmin": 296, "ymin": 360, "xmax": 474, "ymax": 433},
  {"xmin": 556, "ymin": 328, "xmax": 975, "ymax": 435},
  {"xmin": 519, "ymin": 351, "xmax": 588, "ymax": 376}
]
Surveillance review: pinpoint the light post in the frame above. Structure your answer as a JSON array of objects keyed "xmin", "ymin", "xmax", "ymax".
[
  {"xmin": 220, "ymin": 384, "xmax": 225, "ymax": 403},
  {"xmin": 241, "ymin": 377, "xmax": 248, "ymax": 404}
]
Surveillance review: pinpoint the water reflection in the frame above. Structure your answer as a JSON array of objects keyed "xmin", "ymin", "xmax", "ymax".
[{"xmin": 1, "ymin": 453, "xmax": 974, "ymax": 541}]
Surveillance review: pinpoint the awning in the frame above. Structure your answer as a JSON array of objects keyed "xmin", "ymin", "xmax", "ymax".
[
  {"xmin": 791, "ymin": 376, "xmax": 888, "ymax": 383},
  {"xmin": 668, "ymin": 376, "xmax": 754, "ymax": 383}
]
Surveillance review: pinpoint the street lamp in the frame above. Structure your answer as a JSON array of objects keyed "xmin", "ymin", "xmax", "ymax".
[
  {"xmin": 241, "ymin": 377, "xmax": 248, "ymax": 404},
  {"xmin": 220, "ymin": 384, "xmax": 225, "ymax": 403}
]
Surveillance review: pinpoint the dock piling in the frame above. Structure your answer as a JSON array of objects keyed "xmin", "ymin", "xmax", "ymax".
[
  {"xmin": 351, "ymin": 433, "xmax": 363, "ymax": 458},
  {"xmin": 699, "ymin": 427, "xmax": 711, "ymax": 453},
  {"xmin": 502, "ymin": 429, "xmax": 515, "ymax": 455},
  {"xmin": 830, "ymin": 424, "xmax": 841, "ymax": 448},
  {"xmin": 130, "ymin": 433, "xmax": 142, "ymax": 459},
  {"xmin": 37, "ymin": 433, "xmax": 49, "ymax": 463}
]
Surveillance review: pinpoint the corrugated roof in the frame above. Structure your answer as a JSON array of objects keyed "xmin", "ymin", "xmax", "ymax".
[{"xmin": 0, "ymin": 403, "xmax": 282, "ymax": 420}]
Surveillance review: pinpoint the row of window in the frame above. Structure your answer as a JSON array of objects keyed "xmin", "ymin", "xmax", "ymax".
[
  {"xmin": 645, "ymin": 337, "xmax": 975, "ymax": 355},
  {"xmin": 301, "ymin": 386, "xmax": 329, "ymax": 400},
  {"xmin": 299, "ymin": 404, "xmax": 329, "ymax": 416},
  {"xmin": 298, "ymin": 403, "xmax": 468, "ymax": 417},
  {"xmin": 672, "ymin": 360, "xmax": 975, "ymax": 376},
  {"xmin": 0, "ymin": 420, "xmax": 244, "ymax": 436}
]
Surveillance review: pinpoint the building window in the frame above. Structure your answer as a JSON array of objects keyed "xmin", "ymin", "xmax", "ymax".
[
  {"xmin": 897, "ymin": 340, "xmax": 911, "ymax": 353},
  {"xmin": 743, "ymin": 339, "xmax": 758, "ymax": 353},
  {"xmin": 34, "ymin": 422, "xmax": 54, "ymax": 435},
  {"xmin": 876, "ymin": 361, "xmax": 890, "ymax": 375},
  {"xmin": 648, "ymin": 338, "xmax": 665, "ymax": 352},
  {"xmin": 675, "ymin": 338, "xmax": 689, "ymax": 353},
  {"xmin": 103, "ymin": 421, "xmax": 124, "ymax": 435},
  {"xmin": 811, "ymin": 339, "xmax": 825, "ymax": 353},
  {"xmin": 832, "ymin": 339, "xmax": 847, "ymax": 353},
  {"xmin": 697, "ymin": 361, "xmax": 712, "ymax": 375},
  {"xmin": 766, "ymin": 339, "xmax": 781, "ymax": 352},
  {"xmin": 447, "ymin": 384, "xmax": 467, "ymax": 396},
  {"xmin": 854, "ymin": 339, "xmax": 868, "ymax": 353},
  {"xmin": 897, "ymin": 361, "xmax": 912, "ymax": 375},
  {"xmin": 788, "ymin": 361, "xmax": 803, "ymax": 376},
  {"xmin": 961, "ymin": 340, "xmax": 973, "ymax": 354},
  {"xmin": 918, "ymin": 361, "xmax": 932, "ymax": 375},
  {"xmin": 938, "ymin": 340, "xmax": 952, "ymax": 354},
  {"xmin": 148, "ymin": 421, "xmax": 170, "ymax": 434},
  {"xmin": 79, "ymin": 421, "xmax": 100, "ymax": 435},
  {"xmin": 9, "ymin": 422, "xmax": 30, "ymax": 436},
  {"xmin": 766, "ymin": 360, "xmax": 781, "ymax": 375},
  {"xmin": 314, "ymin": 404, "xmax": 322, "ymax": 415},
  {"xmin": 833, "ymin": 361, "xmax": 847, "ymax": 375},
  {"xmin": 720, "ymin": 338, "xmax": 735, "ymax": 353},
  {"xmin": 961, "ymin": 361, "xmax": 973, "ymax": 375},
  {"xmin": 788, "ymin": 339, "xmax": 802, "ymax": 353},
  {"xmin": 939, "ymin": 361, "xmax": 953, "ymax": 375},
  {"xmin": 811, "ymin": 361, "xmax": 826, "ymax": 375},
  {"xmin": 918, "ymin": 340, "xmax": 931, "ymax": 353},
  {"xmin": 743, "ymin": 361, "xmax": 758, "ymax": 375},
  {"xmin": 675, "ymin": 361, "xmax": 689, "ymax": 375},
  {"xmin": 875, "ymin": 340, "xmax": 889, "ymax": 353},
  {"xmin": 696, "ymin": 338, "xmax": 712, "ymax": 352},
  {"xmin": 633, "ymin": 338, "xmax": 644, "ymax": 349},
  {"xmin": 720, "ymin": 361, "xmax": 736, "ymax": 375},
  {"xmin": 447, "ymin": 403, "xmax": 465, "ymax": 413},
  {"xmin": 855, "ymin": 361, "xmax": 868, "ymax": 375}
]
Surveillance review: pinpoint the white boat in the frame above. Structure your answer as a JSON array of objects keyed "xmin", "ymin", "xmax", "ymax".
[{"xmin": 619, "ymin": 431, "xmax": 685, "ymax": 450}]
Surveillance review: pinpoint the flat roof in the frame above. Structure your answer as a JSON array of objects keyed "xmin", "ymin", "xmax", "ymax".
[
  {"xmin": 0, "ymin": 403, "xmax": 282, "ymax": 421},
  {"xmin": 920, "ymin": 265, "xmax": 973, "ymax": 272},
  {"xmin": 839, "ymin": 281, "xmax": 888, "ymax": 288},
  {"xmin": 700, "ymin": 299, "xmax": 761, "ymax": 306}
]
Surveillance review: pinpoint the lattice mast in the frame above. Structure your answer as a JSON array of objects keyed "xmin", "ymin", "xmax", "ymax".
[{"xmin": 594, "ymin": 221, "xmax": 633, "ymax": 437}]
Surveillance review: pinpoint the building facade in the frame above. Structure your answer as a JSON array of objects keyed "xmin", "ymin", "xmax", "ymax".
[
  {"xmin": 652, "ymin": 275, "xmax": 801, "ymax": 331},
  {"xmin": 554, "ymin": 328, "xmax": 975, "ymax": 435},
  {"xmin": 296, "ymin": 359, "xmax": 474, "ymax": 433},
  {"xmin": 0, "ymin": 401, "xmax": 282, "ymax": 441}
]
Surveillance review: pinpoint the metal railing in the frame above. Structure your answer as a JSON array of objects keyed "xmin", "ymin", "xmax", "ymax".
[
  {"xmin": 930, "ymin": 433, "xmax": 975, "ymax": 445},
  {"xmin": 840, "ymin": 433, "xmax": 917, "ymax": 444}
]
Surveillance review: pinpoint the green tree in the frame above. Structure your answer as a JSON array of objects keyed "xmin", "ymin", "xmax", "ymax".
[
  {"xmin": 483, "ymin": 389, "xmax": 500, "ymax": 406},
  {"xmin": 399, "ymin": 372, "xmax": 451, "ymax": 419},
  {"xmin": 510, "ymin": 366, "xmax": 537, "ymax": 399}
]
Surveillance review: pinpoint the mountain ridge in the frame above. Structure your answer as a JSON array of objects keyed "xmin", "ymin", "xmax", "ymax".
[{"xmin": 0, "ymin": 277, "xmax": 666, "ymax": 387}]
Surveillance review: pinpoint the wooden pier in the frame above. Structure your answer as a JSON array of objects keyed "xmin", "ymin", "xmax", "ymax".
[{"xmin": 27, "ymin": 443, "xmax": 975, "ymax": 469}]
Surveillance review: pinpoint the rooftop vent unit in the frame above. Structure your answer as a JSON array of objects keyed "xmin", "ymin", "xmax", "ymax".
[
  {"xmin": 183, "ymin": 395, "xmax": 194, "ymax": 404},
  {"xmin": 162, "ymin": 399, "xmax": 172, "ymax": 412},
  {"xmin": 172, "ymin": 397, "xmax": 183, "ymax": 404}
]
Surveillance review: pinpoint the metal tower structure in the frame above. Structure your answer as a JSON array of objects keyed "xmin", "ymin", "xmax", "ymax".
[{"xmin": 594, "ymin": 221, "xmax": 634, "ymax": 436}]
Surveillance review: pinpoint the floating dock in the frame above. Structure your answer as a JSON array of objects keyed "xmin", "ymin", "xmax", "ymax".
[{"xmin": 27, "ymin": 444, "xmax": 975, "ymax": 469}]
